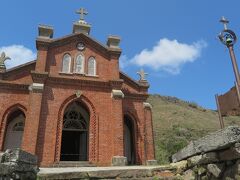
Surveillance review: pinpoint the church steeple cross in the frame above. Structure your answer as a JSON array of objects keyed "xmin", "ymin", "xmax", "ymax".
[
  {"xmin": 220, "ymin": 16, "xmax": 229, "ymax": 30},
  {"xmin": 76, "ymin": 8, "xmax": 88, "ymax": 21}
]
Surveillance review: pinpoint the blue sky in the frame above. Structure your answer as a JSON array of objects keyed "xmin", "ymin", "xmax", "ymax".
[{"xmin": 0, "ymin": 0, "xmax": 240, "ymax": 109}]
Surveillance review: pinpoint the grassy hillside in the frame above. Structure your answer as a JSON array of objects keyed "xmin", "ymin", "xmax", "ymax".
[{"xmin": 147, "ymin": 94, "xmax": 240, "ymax": 164}]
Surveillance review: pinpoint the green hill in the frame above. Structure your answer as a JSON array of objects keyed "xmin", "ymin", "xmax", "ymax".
[{"xmin": 147, "ymin": 94, "xmax": 240, "ymax": 164}]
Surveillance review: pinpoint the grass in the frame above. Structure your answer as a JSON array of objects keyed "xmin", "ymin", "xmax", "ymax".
[{"xmin": 147, "ymin": 94, "xmax": 240, "ymax": 164}]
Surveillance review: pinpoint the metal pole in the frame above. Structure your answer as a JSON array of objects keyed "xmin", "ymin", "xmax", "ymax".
[
  {"xmin": 215, "ymin": 94, "xmax": 224, "ymax": 129},
  {"xmin": 228, "ymin": 45, "xmax": 240, "ymax": 88}
]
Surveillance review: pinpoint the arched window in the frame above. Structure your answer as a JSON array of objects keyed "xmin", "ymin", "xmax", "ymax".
[
  {"xmin": 62, "ymin": 54, "xmax": 72, "ymax": 73},
  {"xmin": 88, "ymin": 57, "xmax": 96, "ymax": 76},
  {"xmin": 75, "ymin": 54, "xmax": 85, "ymax": 74},
  {"xmin": 4, "ymin": 110, "xmax": 25, "ymax": 150}
]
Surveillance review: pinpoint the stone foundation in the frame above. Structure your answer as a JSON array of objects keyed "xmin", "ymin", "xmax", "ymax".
[
  {"xmin": 0, "ymin": 149, "xmax": 38, "ymax": 180},
  {"xmin": 171, "ymin": 126, "xmax": 240, "ymax": 179}
]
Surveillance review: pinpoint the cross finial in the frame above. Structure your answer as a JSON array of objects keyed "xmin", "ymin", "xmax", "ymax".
[
  {"xmin": 220, "ymin": 16, "xmax": 229, "ymax": 30},
  {"xmin": 0, "ymin": 52, "xmax": 11, "ymax": 71},
  {"xmin": 137, "ymin": 68, "xmax": 148, "ymax": 81},
  {"xmin": 76, "ymin": 8, "xmax": 88, "ymax": 22}
]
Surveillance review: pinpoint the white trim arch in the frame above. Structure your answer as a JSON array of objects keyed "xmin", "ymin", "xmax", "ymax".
[
  {"xmin": 75, "ymin": 54, "xmax": 85, "ymax": 74},
  {"xmin": 62, "ymin": 54, "xmax": 72, "ymax": 73},
  {"xmin": 88, "ymin": 57, "xmax": 96, "ymax": 76}
]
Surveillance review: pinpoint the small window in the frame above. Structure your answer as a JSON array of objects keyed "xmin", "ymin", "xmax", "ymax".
[
  {"xmin": 88, "ymin": 57, "xmax": 96, "ymax": 76},
  {"xmin": 75, "ymin": 54, "xmax": 85, "ymax": 74},
  {"xmin": 62, "ymin": 54, "xmax": 72, "ymax": 73}
]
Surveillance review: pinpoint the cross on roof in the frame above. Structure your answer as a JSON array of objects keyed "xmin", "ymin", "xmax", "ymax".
[
  {"xmin": 137, "ymin": 69, "xmax": 148, "ymax": 81},
  {"xmin": 76, "ymin": 8, "xmax": 88, "ymax": 21},
  {"xmin": 220, "ymin": 16, "xmax": 229, "ymax": 30}
]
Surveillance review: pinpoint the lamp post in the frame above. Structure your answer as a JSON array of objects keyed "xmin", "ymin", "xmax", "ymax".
[{"xmin": 218, "ymin": 17, "xmax": 240, "ymax": 91}]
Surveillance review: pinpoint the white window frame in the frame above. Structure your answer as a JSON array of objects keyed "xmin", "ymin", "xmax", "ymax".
[
  {"xmin": 62, "ymin": 54, "xmax": 72, "ymax": 73},
  {"xmin": 75, "ymin": 54, "xmax": 85, "ymax": 74},
  {"xmin": 88, "ymin": 57, "xmax": 96, "ymax": 76}
]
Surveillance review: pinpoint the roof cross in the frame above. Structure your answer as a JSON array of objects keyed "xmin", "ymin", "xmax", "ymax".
[
  {"xmin": 137, "ymin": 68, "xmax": 148, "ymax": 81},
  {"xmin": 76, "ymin": 8, "xmax": 88, "ymax": 21},
  {"xmin": 220, "ymin": 16, "xmax": 229, "ymax": 30},
  {"xmin": 0, "ymin": 52, "xmax": 11, "ymax": 66}
]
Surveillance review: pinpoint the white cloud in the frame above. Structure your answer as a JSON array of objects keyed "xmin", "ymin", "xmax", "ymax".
[
  {"xmin": 130, "ymin": 38, "xmax": 207, "ymax": 74},
  {"xmin": 0, "ymin": 45, "xmax": 36, "ymax": 69}
]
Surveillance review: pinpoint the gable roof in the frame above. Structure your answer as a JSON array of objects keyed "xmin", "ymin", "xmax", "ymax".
[
  {"xmin": 36, "ymin": 33, "xmax": 121, "ymax": 59},
  {"xmin": 5, "ymin": 60, "xmax": 36, "ymax": 73},
  {"xmin": 119, "ymin": 71, "xmax": 149, "ymax": 92}
]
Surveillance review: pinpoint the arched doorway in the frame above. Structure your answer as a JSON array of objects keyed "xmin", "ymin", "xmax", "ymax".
[
  {"xmin": 3, "ymin": 110, "xmax": 25, "ymax": 150},
  {"xmin": 60, "ymin": 101, "xmax": 89, "ymax": 161},
  {"xmin": 124, "ymin": 115, "xmax": 136, "ymax": 165}
]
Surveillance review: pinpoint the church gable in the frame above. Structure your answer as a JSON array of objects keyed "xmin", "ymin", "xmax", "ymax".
[
  {"xmin": 40, "ymin": 34, "xmax": 120, "ymax": 81},
  {"xmin": 35, "ymin": 13, "xmax": 122, "ymax": 82}
]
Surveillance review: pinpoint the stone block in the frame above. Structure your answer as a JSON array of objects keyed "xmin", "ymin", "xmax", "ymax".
[
  {"xmin": 170, "ymin": 160, "xmax": 187, "ymax": 174},
  {"xmin": 111, "ymin": 156, "xmax": 127, "ymax": 166},
  {"xmin": 107, "ymin": 35, "xmax": 121, "ymax": 49},
  {"xmin": 183, "ymin": 169, "xmax": 195, "ymax": 180},
  {"xmin": 207, "ymin": 163, "xmax": 224, "ymax": 178},
  {"xmin": 2, "ymin": 148, "xmax": 37, "ymax": 165},
  {"xmin": 219, "ymin": 144, "xmax": 240, "ymax": 161},
  {"xmin": 73, "ymin": 22, "xmax": 91, "ymax": 34},
  {"xmin": 38, "ymin": 24, "xmax": 53, "ymax": 39},
  {"xmin": 0, "ymin": 149, "xmax": 38, "ymax": 180},
  {"xmin": 146, "ymin": 160, "xmax": 158, "ymax": 166},
  {"xmin": 172, "ymin": 126, "xmax": 240, "ymax": 162},
  {"xmin": 187, "ymin": 152, "xmax": 219, "ymax": 167},
  {"xmin": 111, "ymin": 90, "xmax": 124, "ymax": 99}
]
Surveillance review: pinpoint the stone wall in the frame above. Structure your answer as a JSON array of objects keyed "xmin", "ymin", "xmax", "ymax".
[
  {"xmin": 0, "ymin": 149, "xmax": 38, "ymax": 180},
  {"xmin": 171, "ymin": 126, "xmax": 240, "ymax": 179}
]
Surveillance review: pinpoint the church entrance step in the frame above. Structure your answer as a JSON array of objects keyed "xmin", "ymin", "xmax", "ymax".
[
  {"xmin": 53, "ymin": 161, "xmax": 96, "ymax": 167},
  {"xmin": 38, "ymin": 166, "xmax": 177, "ymax": 179}
]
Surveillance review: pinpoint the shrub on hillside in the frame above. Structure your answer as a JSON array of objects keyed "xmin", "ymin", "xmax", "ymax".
[{"xmin": 155, "ymin": 125, "xmax": 208, "ymax": 164}]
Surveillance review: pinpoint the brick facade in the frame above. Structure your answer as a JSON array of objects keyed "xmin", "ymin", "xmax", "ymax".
[{"xmin": 0, "ymin": 22, "xmax": 155, "ymax": 167}]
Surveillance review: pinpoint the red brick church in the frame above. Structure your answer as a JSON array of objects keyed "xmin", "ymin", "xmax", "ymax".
[{"xmin": 0, "ymin": 8, "xmax": 155, "ymax": 167}]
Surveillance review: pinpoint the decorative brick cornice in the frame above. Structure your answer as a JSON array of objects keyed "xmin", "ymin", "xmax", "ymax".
[
  {"xmin": 110, "ymin": 79, "xmax": 123, "ymax": 90},
  {"xmin": 124, "ymin": 93, "xmax": 149, "ymax": 101},
  {"xmin": 0, "ymin": 81, "xmax": 29, "ymax": 92},
  {"xmin": 47, "ymin": 75, "xmax": 112, "ymax": 90},
  {"xmin": 31, "ymin": 71, "xmax": 49, "ymax": 83}
]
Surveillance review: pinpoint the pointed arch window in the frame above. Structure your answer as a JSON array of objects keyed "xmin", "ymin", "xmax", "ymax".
[
  {"xmin": 88, "ymin": 57, "xmax": 96, "ymax": 76},
  {"xmin": 75, "ymin": 54, "xmax": 85, "ymax": 74},
  {"xmin": 62, "ymin": 54, "xmax": 72, "ymax": 73}
]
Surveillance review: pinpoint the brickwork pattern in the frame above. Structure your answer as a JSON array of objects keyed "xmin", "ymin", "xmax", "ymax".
[{"xmin": 0, "ymin": 33, "xmax": 155, "ymax": 167}]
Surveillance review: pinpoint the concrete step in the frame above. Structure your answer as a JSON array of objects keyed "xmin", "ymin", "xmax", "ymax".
[
  {"xmin": 38, "ymin": 166, "xmax": 177, "ymax": 180},
  {"xmin": 52, "ymin": 161, "xmax": 96, "ymax": 167}
]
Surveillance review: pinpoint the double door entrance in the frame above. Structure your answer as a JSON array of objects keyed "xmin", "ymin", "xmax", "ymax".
[
  {"xmin": 60, "ymin": 101, "xmax": 89, "ymax": 161},
  {"xmin": 61, "ymin": 130, "xmax": 88, "ymax": 161}
]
